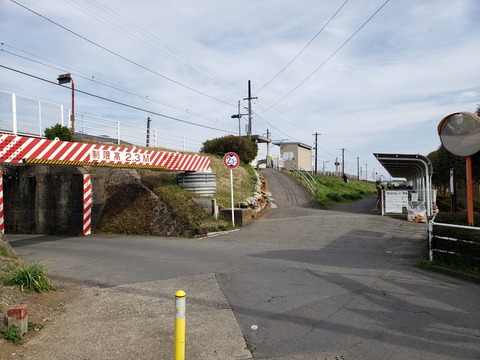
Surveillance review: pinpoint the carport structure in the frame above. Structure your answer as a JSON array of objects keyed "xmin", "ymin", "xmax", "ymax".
[{"xmin": 374, "ymin": 153, "xmax": 434, "ymax": 216}]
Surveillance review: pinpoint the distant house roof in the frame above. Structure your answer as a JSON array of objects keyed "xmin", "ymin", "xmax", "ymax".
[{"xmin": 273, "ymin": 142, "xmax": 312, "ymax": 150}]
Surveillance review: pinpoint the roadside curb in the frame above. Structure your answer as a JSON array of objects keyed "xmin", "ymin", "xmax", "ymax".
[{"xmin": 432, "ymin": 266, "xmax": 480, "ymax": 284}]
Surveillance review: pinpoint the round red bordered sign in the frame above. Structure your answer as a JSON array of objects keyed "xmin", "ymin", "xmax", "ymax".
[{"xmin": 223, "ymin": 152, "xmax": 240, "ymax": 169}]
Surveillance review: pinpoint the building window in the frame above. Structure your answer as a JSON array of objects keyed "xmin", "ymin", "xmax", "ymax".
[{"xmin": 283, "ymin": 151, "xmax": 294, "ymax": 161}]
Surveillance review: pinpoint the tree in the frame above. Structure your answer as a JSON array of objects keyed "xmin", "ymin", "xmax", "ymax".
[
  {"xmin": 428, "ymin": 144, "xmax": 480, "ymax": 194},
  {"xmin": 44, "ymin": 124, "xmax": 75, "ymax": 141},
  {"xmin": 201, "ymin": 135, "xmax": 258, "ymax": 163}
]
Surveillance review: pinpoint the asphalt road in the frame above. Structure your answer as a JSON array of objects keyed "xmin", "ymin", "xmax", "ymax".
[{"xmin": 8, "ymin": 168, "xmax": 480, "ymax": 359}]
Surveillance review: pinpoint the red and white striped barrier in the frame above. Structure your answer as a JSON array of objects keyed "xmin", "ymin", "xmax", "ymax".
[
  {"xmin": 0, "ymin": 134, "xmax": 211, "ymax": 171},
  {"xmin": 83, "ymin": 174, "xmax": 92, "ymax": 236}
]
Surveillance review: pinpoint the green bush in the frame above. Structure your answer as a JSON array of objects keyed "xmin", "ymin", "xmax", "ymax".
[
  {"xmin": 201, "ymin": 135, "xmax": 258, "ymax": 164},
  {"xmin": 44, "ymin": 123, "xmax": 75, "ymax": 141}
]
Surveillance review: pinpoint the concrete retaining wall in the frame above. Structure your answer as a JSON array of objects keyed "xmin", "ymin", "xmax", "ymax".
[{"xmin": 3, "ymin": 165, "xmax": 84, "ymax": 235}]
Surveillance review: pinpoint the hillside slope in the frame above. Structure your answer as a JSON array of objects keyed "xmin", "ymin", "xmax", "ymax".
[{"xmin": 96, "ymin": 155, "xmax": 258, "ymax": 237}]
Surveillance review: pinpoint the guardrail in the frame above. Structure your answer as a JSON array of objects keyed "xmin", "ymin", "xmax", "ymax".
[
  {"xmin": 428, "ymin": 214, "xmax": 480, "ymax": 263},
  {"xmin": 286, "ymin": 163, "xmax": 318, "ymax": 206}
]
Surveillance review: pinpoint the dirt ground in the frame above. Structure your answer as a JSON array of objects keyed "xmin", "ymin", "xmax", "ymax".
[{"xmin": 0, "ymin": 277, "xmax": 82, "ymax": 359}]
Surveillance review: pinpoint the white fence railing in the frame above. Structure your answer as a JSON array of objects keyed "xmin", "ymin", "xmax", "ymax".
[
  {"xmin": 0, "ymin": 90, "xmax": 204, "ymax": 152},
  {"xmin": 0, "ymin": 90, "xmax": 64, "ymax": 137},
  {"xmin": 428, "ymin": 216, "xmax": 480, "ymax": 262}
]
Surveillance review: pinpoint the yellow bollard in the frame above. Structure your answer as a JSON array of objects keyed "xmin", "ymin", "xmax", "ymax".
[{"xmin": 174, "ymin": 290, "xmax": 186, "ymax": 360}]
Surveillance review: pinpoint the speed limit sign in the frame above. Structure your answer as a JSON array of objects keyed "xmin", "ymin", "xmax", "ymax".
[
  {"xmin": 223, "ymin": 152, "xmax": 240, "ymax": 169},
  {"xmin": 223, "ymin": 152, "xmax": 240, "ymax": 226}
]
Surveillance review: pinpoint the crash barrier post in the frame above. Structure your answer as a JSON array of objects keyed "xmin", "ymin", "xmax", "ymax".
[
  {"xmin": 174, "ymin": 290, "xmax": 186, "ymax": 360},
  {"xmin": 83, "ymin": 174, "xmax": 92, "ymax": 236}
]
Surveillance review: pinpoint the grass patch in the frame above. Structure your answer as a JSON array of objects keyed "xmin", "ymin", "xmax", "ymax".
[
  {"xmin": 311, "ymin": 175, "xmax": 376, "ymax": 208},
  {"xmin": 155, "ymin": 184, "xmax": 233, "ymax": 235},
  {"xmin": 0, "ymin": 242, "xmax": 19, "ymax": 260},
  {"xmin": 418, "ymin": 256, "xmax": 480, "ymax": 277},
  {"xmin": 2, "ymin": 262, "xmax": 54, "ymax": 293},
  {"xmin": 208, "ymin": 155, "xmax": 258, "ymax": 208},
  {"xmin": 28, "ymin": 322, "xmax": 44, "ymax": 332},
  {"xmin": 138, "ymin": 169, "xmax": 178, "ymax": 190},
  {"xmin": 1, "ymin": 325, "xmax": 23, "ymax": 345}
]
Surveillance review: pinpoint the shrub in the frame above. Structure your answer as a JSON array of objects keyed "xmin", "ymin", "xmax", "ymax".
[
  {"xmin": 4, "ymin": 262, "xmax": 54, "ymax": 293},
  {"xmin": 326, "ymin": 192, "xmax": 342, "ymax": 202},
  {"xmin": 201, "ymin": 135, "xmax": 258, "ymax": 164},
  {"xmin": 44, "ymin": 123, "xmax": 75, "ymax": 141}
]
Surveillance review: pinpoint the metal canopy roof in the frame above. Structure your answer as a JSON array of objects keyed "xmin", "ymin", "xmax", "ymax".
[
  {"xmin": 373, "ymin": 153, "xmax": 434, "ymax": 216},
  {"xmin": 373, "ymin": 153, "xmax": 432, "ymax": 181}
]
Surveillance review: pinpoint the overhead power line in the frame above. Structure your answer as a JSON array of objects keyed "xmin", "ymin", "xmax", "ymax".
[
  {"xmin": 61, "ymin": 0, "xmax": 245, "ymax": 99},
  {"xmin": 257, "ymin": 0, "xmax": 349, "ymax": 93},
  {"xmin": 263, "ymin": 0, "xmax": 391, "ymax": 113},
  {"xmin": 0, "ymin": 64, "xmax": 233, "ymax": 133},
  {"xmin": 9, "ymin": 0, "xmax": 236, "ymax": 108},
  {"xmin": 1, "ymin": 44, "xmax": 237, "ymax": 130}
]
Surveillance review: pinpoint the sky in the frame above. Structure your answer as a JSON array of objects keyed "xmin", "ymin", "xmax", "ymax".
[{"xmin": 1, "ymin": 0, "xmax": 479, "ymax": 179}]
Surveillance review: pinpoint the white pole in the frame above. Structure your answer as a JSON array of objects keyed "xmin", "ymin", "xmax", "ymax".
[
  {"xmin": 38, "ymin": 99, "xmax": 42, "ymax": 136},
  {"xmin": 117, "ymin": 121, "xmax": 121, "ymax": 145},
  {"xmin": 12, "ymin": 93, "xmax": 17, "ymax": 134},
  {"xmin": 428, "ymin": 220, "xmax": 433, "ymax": 262},
  {"xmin": 230, "ymin": 168, "xmax": 235, "ymax": 226}
]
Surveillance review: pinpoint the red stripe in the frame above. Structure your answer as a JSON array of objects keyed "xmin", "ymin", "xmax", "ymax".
[{"xmin": 0, "ymin": 134, "xmax": 211, "ymax": 170}]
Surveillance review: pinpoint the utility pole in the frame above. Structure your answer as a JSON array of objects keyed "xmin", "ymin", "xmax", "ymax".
[
  {"xmin": 146, "ymin": 117, "xmax": 151, "ymax": 147},
  {"xmin": 231, "ymin": 100, "xmax": 247, "ymax": 136},
  {"xmin": 356, "ymin": 157, "xmax": 360, "ymax": 180},
  {"xmin": 313, "ymin": 132, "xmax": 320, "ymax": 174},
  {"xmin": 236, "ymin": 100, "xmax": 241, "ymax": 136},
  {"xmin": 341, "ymin": 148, "xmax": 346, "ymax": 177},
  {"xmin": 266, "ymin": 129, "xmax": 271, "ymax": 168},
  {"xmin": 322, "ymin": 161, "xmax": 329, "ymax": 174},
  {"xmin": 243, "ymin": 80, "xmax": 257, "ymax": 139}
]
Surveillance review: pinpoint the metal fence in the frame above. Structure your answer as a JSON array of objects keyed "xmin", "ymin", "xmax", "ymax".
[
  {"xmin": 286, "ymin": 162, "xmax": 318, "ymax": 206},
  {"xmin": 428, "ymin": 214, "xmax": 480, "ymax": 262},
  {"xmin": 0, "ymin": 90, "xmax": 204, "ymax": 152}
]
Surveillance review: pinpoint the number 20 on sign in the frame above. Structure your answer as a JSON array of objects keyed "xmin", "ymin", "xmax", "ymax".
[{"xmin": 223, "ymin": 152, "xmax": 239, "ymax": 226}]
